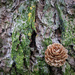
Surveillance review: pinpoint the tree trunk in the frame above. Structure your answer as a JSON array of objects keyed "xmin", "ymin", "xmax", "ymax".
[{"xmin": 0, "ymin": 0, "xmax": 75, "ymax": 75}]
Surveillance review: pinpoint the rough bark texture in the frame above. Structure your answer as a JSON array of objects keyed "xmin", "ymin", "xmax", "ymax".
[{"xmin": 0, "ymin": 0, "xmax": 75, "ymax": 75}]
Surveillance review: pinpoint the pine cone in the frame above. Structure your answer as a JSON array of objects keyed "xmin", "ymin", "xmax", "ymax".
[{"xmin": 45, "ymin": 43, "xmax": 68, "ymax": 67}]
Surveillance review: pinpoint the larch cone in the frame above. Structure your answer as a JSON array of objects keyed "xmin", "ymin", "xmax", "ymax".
[{"xmin": 45, "ymin": 43, "xmax": 68, "ymax": 67}]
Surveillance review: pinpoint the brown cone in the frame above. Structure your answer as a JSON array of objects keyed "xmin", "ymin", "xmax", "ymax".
[{"xmin": 45, "ymin": 43, "xmax": 68, "ymax": 67}]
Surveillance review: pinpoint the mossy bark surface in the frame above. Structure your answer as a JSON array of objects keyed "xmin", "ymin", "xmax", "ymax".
[{"xmin": 0, "ymin": 0, "xmax": 75, "ymax": 75}]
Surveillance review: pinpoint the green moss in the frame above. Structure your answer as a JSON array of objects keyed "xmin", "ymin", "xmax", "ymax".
[
  {"xmin": 56, "ymin": 4, "xmax": 75, "ymax": 48},
  {"xmin": 56, "ymin": 4, "xmax": 67, "ymax": 36},
  {"xmin": 42, "ymin": 37, "xmax": 52, "ymax": 50},
  {"xmin": 35, "ymin": 56, "xmax": 50, "ymax": 75},
  {"xmin": 11, "ymin": 1, "xmax": 36, "ymax": 74},
  {"xmin": 63, "ymin": 62, "xmax": 75, "ymax": 75}
]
